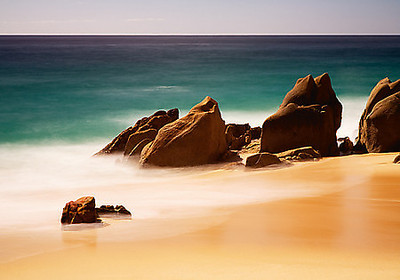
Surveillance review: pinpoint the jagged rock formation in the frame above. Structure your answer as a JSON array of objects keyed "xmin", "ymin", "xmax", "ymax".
[
  {"xmin": 96, "ymin": 109, "xmax": 179, "ymax": 156},
  {"xmin": 225, "ymin": 123, "xmax": 261, "ymax": 150},
  {"xmin": 260, "ymin": 73, "xmax": 342, "ymax": 156}
]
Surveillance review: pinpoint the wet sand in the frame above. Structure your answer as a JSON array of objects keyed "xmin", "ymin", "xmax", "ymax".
[{"xmin": 1, "ymin": 153, "xmax": 400, "ymax": 279}]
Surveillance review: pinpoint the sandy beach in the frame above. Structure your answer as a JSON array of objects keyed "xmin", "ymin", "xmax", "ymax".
[{"xmin": 1, "ymin": 152, "xmax": 399, "ymax": 279}]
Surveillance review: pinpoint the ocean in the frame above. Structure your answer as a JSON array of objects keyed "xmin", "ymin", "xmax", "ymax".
[
  {"xmin": 1, "ymin": 36, "xmax": 399, "ymax": 250},
  {"xmin": 1, "ymin": 35, "xmax": 400, "ymax": 144}
]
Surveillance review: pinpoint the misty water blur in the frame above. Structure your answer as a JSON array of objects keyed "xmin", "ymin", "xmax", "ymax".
[
  {"xmin": 0, "ymin": 105, "xmax": 360, "ymax": 231},
  {"xmin": 0, "ymin": 145, "xmax": 312, "ymax": 231}
]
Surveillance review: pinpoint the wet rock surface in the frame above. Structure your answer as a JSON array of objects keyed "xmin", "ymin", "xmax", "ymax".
[
  {"xmin": 245, "ymin": 152, "xmax": 282, "ymax": 168},
  {"xmin": 61, "ymin": 196, "xmax": 99, "ymax": 224},
  {"xmin": 276, "ymin": 146, "xmax": 321, "ymax": 161}
]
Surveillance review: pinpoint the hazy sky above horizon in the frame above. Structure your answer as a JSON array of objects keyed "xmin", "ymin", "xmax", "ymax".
[{"xmin": 1, "ymin": 0, "xmax": 399, "ymax": 34}]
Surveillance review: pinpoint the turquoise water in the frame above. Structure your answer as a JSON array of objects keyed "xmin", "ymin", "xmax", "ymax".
[{"xmin": 1, "ymin": 35, "xmax": 400, "ymax": 144}]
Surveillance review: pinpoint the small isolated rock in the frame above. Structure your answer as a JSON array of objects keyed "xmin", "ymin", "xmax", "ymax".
[
  {"xmin": 338, "ymin": 137, "xmax": 354, "ymax": 155},
  {"xmin": 276, "ymin": 146, "xmax": 321, "ymax": 161},
  {"xmin": 393, "ymin": 154, "xmax": 400, "ymax": 164},
  {"xmin": 96, "ymin": 205, "xmax": 132, "ymax": 216},
  {"xmin": 245, "ymin": 152, "xmax": 282, "ymax": 168},
  {"xmin": 61, "ymin": 196, "xmax": 99, "ymax": 224}
]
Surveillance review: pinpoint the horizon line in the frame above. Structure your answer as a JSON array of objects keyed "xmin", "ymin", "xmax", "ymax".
[{"xmin": 1, "ymin": 33, "xmax": 400, "ymax": 36}]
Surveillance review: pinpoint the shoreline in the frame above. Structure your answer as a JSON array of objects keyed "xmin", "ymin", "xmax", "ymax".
[{"xmin": 1, "ymin": 153, "xmax": 399, "ymax": 279}]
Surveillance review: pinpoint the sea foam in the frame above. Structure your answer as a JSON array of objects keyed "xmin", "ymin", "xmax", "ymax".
[{"xmin": 0, "ymin": 141, "xmax": 320, "ymax": 232}]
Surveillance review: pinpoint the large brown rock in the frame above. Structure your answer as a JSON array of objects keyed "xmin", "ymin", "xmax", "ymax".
[
  {"xmin": 261, "ymin": 73, "xmax": 342, "ymax": 156},
  {"xmin": 61, "ymin": 196, "xmax": 99, "ymax": 224},
  {"xmin": 96, "ymin": 109, "xmax": 178, "ymax": 155},
  {"xmin": 140, "ymin": 96, "xmax": 228, "ymax": 167},
  {"xmin": 356, "ymin": 78, "xmax": 400, "ymax": 153}
]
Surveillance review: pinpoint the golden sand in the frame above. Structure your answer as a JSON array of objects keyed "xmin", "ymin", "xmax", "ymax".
[{"xmin": 1, "ymin": 153, "xmax": 400, "ymax": 279}]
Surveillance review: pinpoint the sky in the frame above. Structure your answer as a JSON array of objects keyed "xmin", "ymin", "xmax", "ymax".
[{"xmin": 0, "ymin": 0, "xmax": 399, "ymax": 35}]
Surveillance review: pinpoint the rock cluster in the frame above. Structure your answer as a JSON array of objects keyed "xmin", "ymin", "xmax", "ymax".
[
  {"xmin": 96, "ymin": 108, "xmax": 179, "ymax": 156},
  {"xmin": 225, "ymin": 123, "xmax": 261, "ymax": 150},
  {"xmin": 260, "ymin": 73, "xmax": 342, "ymax": 157},
  {"xmin": 61, "ymin": 197, "xmax": 132, "ymax": 224},
  {"xmin": 60, "ymin": 74, "xmax": 400, "ymax": 228},
  {"xmin": 355, "ymin": 78, "xmax": 400, "ymax": 153},
  {"xmin": 140, "ymin": 96, "xmax": 229, "ymax": 167},
  {"xmin": 96, "ymin": 74, "xmax": 400, "ymax": 168}
]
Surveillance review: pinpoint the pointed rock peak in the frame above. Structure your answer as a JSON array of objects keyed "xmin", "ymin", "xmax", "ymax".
[
  {"xmin": 375, "ymin": 77, "xmax": 391, "ymax": 87},
  {"xmin": 389, "ymin": 79, "xmax": 400, "ymax": 91},
  {"xmin": 167, "ymin": 108, "xmax": 179, "ymax": 119},
  {"xmin": 366, "ymin": 78, "xmax": 390, "ymax": 98},
  {"xmin": 281, "ymin": 74, "xmax": 316, "ymax": 107},
  {"xmin": 378, "ymin": 77, "xmax": 391, "ymax": 85},
  {"xmin": 191, "ymin": 96, "xmax": 219, "ymax": 114},
  {"xmin": 315, "ymin": 73, "xmax": 332, "ymax": 87},
  {"xmin": 314, "ymin": 72, "xmax": 338, "ymax": 105},
  {"xmin": 296, "ymin": 74, "xmax": 314, "ymax": 86}
]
